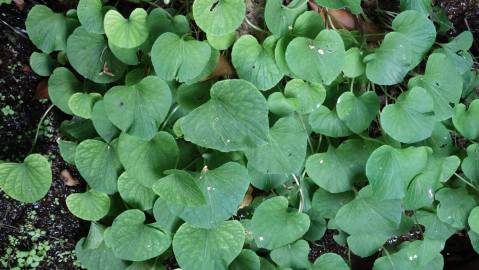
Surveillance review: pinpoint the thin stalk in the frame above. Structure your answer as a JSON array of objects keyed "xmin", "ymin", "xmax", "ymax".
[
  {"xmin": 245, "ymin": 17, "xmax": 267, "ymax": 33},
  {"xmin": 382, "ymin": 247, "xmax": 395, "ymax": 269},
  {"xmin": 29, "ymin": 104, "xmax": 54, "ymax": 154},
  {"xmin": 297, "ymin": 113, "xmax": 314, "ymax": 153},
  {"xmin": 292, "ymin": 174, "xmax": 304, "ymax": 213},
  {"xmin": 350, "ymin": 78, "xmax": 355, "ymax": 93},
  {"xmin": 325, "ymin": 9, "xmax": 337, "ymax": 30},
  {"xmin": 454, "ymin": 173, "xmax": 479, "ymax": 192},
  {"xmin": 160, "ymin": 105, "xmax": 180, "ymax": 130}
]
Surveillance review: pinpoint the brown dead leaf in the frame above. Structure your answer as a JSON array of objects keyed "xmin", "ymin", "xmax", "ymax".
[
  {"xmin": 327, "ymin": 9, "xmax": 356, "ymax": 30},
  {"xmin": 207, "ymin": 54, "xmax": 235, "ymax": 80},
  {"xmin": 36, "ymin": 79, "xmax": 49, "ymax": 100},
  {"xmin": 61, "ymin": 169, "xmax": 80, "ymax": 187},
  {"xmin": 239, "ymin": 186, "xmax": 254, "ymax": 209},
  {"xmin": 13, "ymin": 0, "xmax": 24, "ymax": 11}
]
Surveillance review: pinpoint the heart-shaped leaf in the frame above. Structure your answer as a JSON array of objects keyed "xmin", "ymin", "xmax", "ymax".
[
  {"xmin": 104, "ymin": 209, "xmax": 171, "ymax": 261},
  {"xmin": 108, "ymin": 41, "xmax": 141, "ymax": 65},
  {"xmin": 245, "ymin": 116, "xmax": 307, "ymax": 175},
  {"xmin": 306, "ymin": 139, "xmax": 372, "ymax": 193},
  {"xmin": 416, "ymin": 210, "xmax": 456, "ymax": 242},
  {"xmin": 153, "ymin": 169, "xmax": 206, "ymax": 207},
  {"xmin": 312, "ymin": 253, "xmax": 349, "ymax": 270},
  {"xmin": 250, "ymin": 196, "xmax": 310, "ymax": 250},
  {"xmin": 207, "ymin": 32, "xmax": 236, "ymax": 50},
  {"xmin": 77, "ymin": 0, "xmax": 109, "ymax": 34},
  {"xmin": 270, "ymin": 240, "xmax": 310, "ymax": 269},
  {"xmin": 337, "ymin": 91, "xmax": 379, "ymax": 134},
  {"xmin": 380, "ymin": 87, "xmax": 435, "ymax": 143},
  {"xmin": 151, "ymin": 32, "xmax": 212, "ymax": 82},
  {"xmin": 173, "ymin": 220, "xmax": 245, "ymax": 270},
  {"xmin": 168, "ymin": 162, "xmax": 249, "ymax": 228},
  {"xmin": 104, "ymin": 8, "xmax": 148, "ymax": 49},
  {"xmin": 468, "ymin": 207, "xmax": 479, "ymax": 234},
  {"xmin": 286, "ymin": 30, "xmax": 346, "ymax": 85},
  {"xmin": 229, "ymin": 249, "xmax": 261, "ymax": 270},
  {"xmin": 452, "ymin": 100, "xmax": 479, "ymax": 140},
  {"xmin": 153, "ymin": 198, "xmax": 182, "ymax": 233},
  {"xmin": 284, "ymin": 79, "xmax": 326, "ymax": 114},
  {"xmin": 91, "ymin": 100, "xmax": 120, "ymax": 142},
  {"xmin": 365, "ymin": 10, "xmax": 436, "ymax": 85},
  {"xmin": 311, "ymin": 188, "xmax": 354, "ymax": 219},
  {"xmin": 48, "ymin": 67, "xmax": 82, "ymax": 114},
  {"xmin": 461, "ymin": 144, "xmax": 479, "ymax": 184},
  {"xmin": 75, "ymin": 139, "xmax": 122, "ymax": 194},
  {"xmin": 403, "ymin": 155, "xmax": 460, "ymax": 210},
  {"xmin": 434, "ymin": 31, "xmax": 474, "ymax": 74},
  {"xmin": 118, "ymin": 172, "xmax": 157, "ymax": 210},
  {"xmin": 232, "ymin": 35, "xmax": 283, "ymax": 90},
  {"xmin": 30, "ymin": 52, "xmax": 55, "ymax": 76},
  {"xmin": 176, "ymin": 81, "xmax": 212, "ymax": 112},
  {"xmin": 26, "ymin": 5, "xmax": 78, "ymax": 53},
  {"xmin": 309, "ymin": 105, "xmax": 352, "ymax": 137},
  {"xmin": 67, "ymin": 27, "xmax": 126, "ymax": 83},
  {"xmin": 66, "ymin": 189, "xmax": 110, "ymax": 221},
  {"xmin": 68, "ymin": 92, "xmax": 102, "ymax": 119},
  {"xmin": 147, "ymin": 8, "xmax": 190, "ymax": 47},
  {"xmin": 342, "ymin": 47, "xmax": 365, "ymax": 78},
  {"xmin": 400, "ymin": 0, "xmax": 432, "ymax": 15},
  {"xmin": 181, "ymin": 79, "xmax": 269, "ymax": 152},
  {"xmin": 58, "ymin": 140, "xmax": 77, "ymax": 165},
  {"xmin": 248, "ymin": 166, "xmax": 290, "ymax": 190},
  {"xmin": 0, "ymin": 154, "xmax": 51, "ymax": 203},
  {"xmin": 118, "ymin": 132, "xmax": 179, "ymax": 187},
  {"xmin": 366, "ymin": 145, "xmax": 428, "ymax": 199},
  {"xmin": 267, "ymin": 92, "xmax": 297, "ymax": 116},
  {"xmin": 192, "ymin": 0, "xmax": 245, "ymax": 36},
  {"xmin": 436, "ymin": 187, "xmax": 476, "ymax": 229},
  {"xmin": 408, "ymin": 53, "xmax": 463, "ymax": 120},
  {"xmin": 104, "ymin": 76, "xmax": 172, "ymax": 139},
  {"xmin": 292, "ymin": 10, "xmax": 325, "ymax": 39},
  {"xmin": 265, "ymin": 0, "xmax": 307, "ymax": 37}
]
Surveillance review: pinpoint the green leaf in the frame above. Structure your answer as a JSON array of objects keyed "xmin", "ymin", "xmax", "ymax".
[
  {"xmin": 286, "ymin": 30, "xmax": 346, "ymax": 85},
  {"xmin": 126, "ymin": 260, "xmax": 166, "ymax": 270},
  {"xmin": 0, "ymin": 154, "xmax": 52, "ymax": 203},
  {"xmin": 153, "ymin": 197, "xmax": 182, "ymax": 233},
  {"xmin": 207, "ymin": 32, "xmax": 236, "ymax": 50},
  {"xmin": 284, "ymin": 79, "xmax": 326, "ymax": 114},
  {"xmin": 104, "ymin": 8, "xmax": 148, "ymax": 49},
  {"xmin": 118, "ymin": 172, "xmax": 157, "ymax": 210},
  {"xmin": 91, "ymin": 100, "xmax": 120, "ymax": 142},
  {"xmin": 229, "ymin": 249, "xmax": 261, "ymax": 270},
  {"xmin": 380, "ymin": 87, "xmax": 435, "ymax": 143},
  {"xmin": 58, "ymin": 140, "xmax": 77, "ymax": 165},
  {"xmin": 151, "ymin": 32, "xmax": 212, "ymax": 82},
  {"xmin": 173, "ymin": 220, "xmax": 245, "ymax": 270},
  {"xmin": 153, "ymin": 169, "xmax": 206, "ymax": 207},
  {"xmin": 342, "ymin": 47, "xmax": 365, "ymax": 78},
  {"xmin": 337, "ymin": 91, "xmax": 379, "ymax": 134},
  {"xmin": 104, "ymin": 76, "xmax": 172, "ymax": 139},
  {"xmin": 118, "ymin": 132, "xmax": 179, "ymax": 187},
  {"xmin": 192, "ymin": 0, "xmax": 246, "ymax": 36},
  {"xmin": 66, "ymin": 27, "xmax": 126, "ymax": 83},
  {"xmin": 181, "ymin": 79, "xmax": 269, "ymax": 152},
  {"xmin": 176, "ymin": 81, "xmax": 212, "ymax": 112},
  {"xmin": 26, "ymin": 5, "xmax": 78, "ymax": 53},
  {"xmin": 366, "ymin": 145, "xmax": 428, "ymax": 199},
  {"xmin": 48, "ymin": 67, "xmax": 82, "ymax": 114},
  {"xmin": 373, "ymin": 240, "xmax": 444, "ymax": 270},
  {"xmin": 270, "ymin": 240, "xmax": 310, "ymax": 269},
  {"xmin": 408, "ymin": 53, "xmax": 463, "ymax": 120},
  {"xmin": 265, "ymin": 0, "xmax": 307, "ymax": 37},
  {"xmin": 75, "ymin": 139, "xmax": 122, "ymax": 194},
  {"xmin": 248, "ymin": 166, "xmax": 289, "ymax": 190},
  {"xmin": 77, "ymin": 0, "xmax": 108, "ymax": 34},
  {"xmin": 453, "ymin": 100, "xmax": 479, "ymax": 140},
  {"xmin": 66, "ymin": 190, "xmax": 110, "ymax": 221},
  {"xmin": 469, "ymin": 230, "xmax": 479, "ymax": 255},
  {"xmin": 312, "ymin": 253, "xmax": 349, "ymax": 270},
  {"xmin": 314, "ymin": 0, "xmax": 362, "ymax": 14},
  {"xmin": 232, "ymin": 35, "xmax": 283, "ymax": 90},
  {"xmin": 400, "ymin": 0, "xmax": 432, "ymax": 15},
  {"xmin": 68, "ymin": 92, "xmax": 102, "ymax": 119},
  {"xmin": 267, "ymin": 92, "xmax": 297, "ymax": 116},
  {"xmin": 104, "ymin": 209, "xmax": 171, "ymax": 261},
  {"xmin": 304, "ymin": 209, "xmax": 327, "ymax": 241},
  {"xmin": 108, "ymin": 41, "xmax": 141, "ymax": 65},
  {"xmin": 147, "ymin": 8, "xmax": 190, "ymax": 47},
  {"xmin": 292, "ymin": 10, "xmax": 325, "ymax": 39},
  {"xmin": 168, "ymin": 162, "xmax": 250, "ymax": 228},
  {"xmin": 416, "ymin": 210, "xmax": 456, "ymax": 242},
  {"xmin": 469, "ymin": 207, "xmax": 479, "ymax": 234},
  {"xmin": 403, "ymin": 155, "xmax": 460, "ymax": 210},
  {"xmin": 462, "ymin": 144, "xmax": 479, "ymax": 184},
  {"xmin": 434, "ymin": 31, "xmax": 474, "ymax": 74},
  {"xmin": 309, "ymin": 106, "xmax": 352, "ymax": 137},
  {"xmin": 311, "ymin": 188, "xmax": 354, "ymax": 219},
  {"xmin": 250, "ymin": 196, "xmax": 310, "ymax": 250},
  {"xmin": 306, "ymin": 139, "xmax": 371, "ymax": 193},
  {"xmin": 30, "ymin": 52, "xmax": 55, "ymax": 76},
  {"xmin": 365, "ymin": 10, "xmax": 436, "ymax": 85},
  {"xmin": 245, "ymin": 116, "xmax": 307, "ymax": 175},
  {"xmin": 436, "ymin": 187, "xmax": 476, "ymax": 229}
]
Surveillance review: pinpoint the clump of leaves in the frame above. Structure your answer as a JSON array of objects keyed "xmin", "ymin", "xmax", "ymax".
[{"xmin": 2, "ymin": 0, "xmax": 479, "ymax": 269}]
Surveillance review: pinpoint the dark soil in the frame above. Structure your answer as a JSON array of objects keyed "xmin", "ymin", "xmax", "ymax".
[{"xmin": 0, "ymin": 3, "xmax": 86, "ymax": 269}]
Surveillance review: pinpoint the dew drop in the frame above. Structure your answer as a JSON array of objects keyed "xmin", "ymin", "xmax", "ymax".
[
  {"xmin": 308, "ymin": 45, "xmax": 315, "ymax": 50},
  {"xmin": 317, "ymin": 48, "xmax": 325, "ymax": 55},
  {"xmin": 259, "ymin": 236, "xmax": 264, "ymax": 241},
  {"xmin": 319, "ymin": 160, "xmax": 324, "ymax": 164},
  {"xmin": 427, "ymin": 188, "xmax": 434, "ymax": 199},
  {"xmin": 226, "ymin": 139, "xmax": 231, "ymax": 143}
]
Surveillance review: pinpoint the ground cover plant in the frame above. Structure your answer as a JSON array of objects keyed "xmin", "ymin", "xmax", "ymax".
[{"xmin": 1, "ymin": 0, "xmax": 479, "ymax": 269}]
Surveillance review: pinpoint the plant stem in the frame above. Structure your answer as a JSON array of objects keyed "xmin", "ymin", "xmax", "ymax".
[
  {"xmin": 160, "ymin": 105, "xmax": 180, "ymax": 130},
  {"xmin": 296, "ymin": 113, "xmax": 314, "ymax": 153},
  {"xmin": 454, "ymin": 173, "xmax": 479, "ymax": 192},
  {"xmin": 292, "ymin": 174, "xmax": 304, "ymax": 213},
  {"xmin": 244, "ymin": 17, "xmax": 267, "ymax": 33},
  {"xmin": 29, "ymin": 104, "xmax": 54, "ymax": 154}
]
